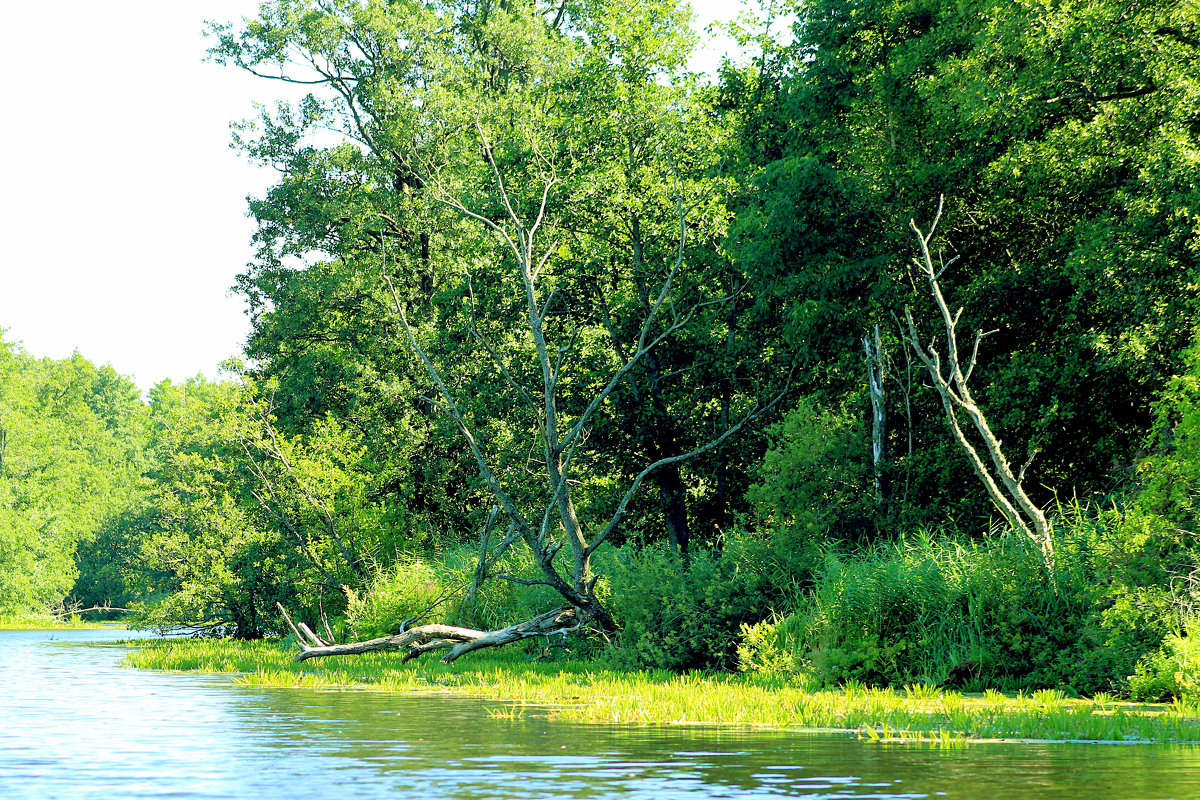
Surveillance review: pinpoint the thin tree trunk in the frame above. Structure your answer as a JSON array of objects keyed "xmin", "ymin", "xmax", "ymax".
[{"xmin": 864, "ymin": 324, "xmax": 887, "ymax": 511}]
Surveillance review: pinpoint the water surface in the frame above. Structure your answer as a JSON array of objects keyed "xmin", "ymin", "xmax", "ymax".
[{"xmin": 2, "ymin": 629, "xmax": 1198, "ymax": 799}]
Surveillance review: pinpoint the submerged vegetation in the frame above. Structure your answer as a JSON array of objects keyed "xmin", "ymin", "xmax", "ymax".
[{"xmin": 5, "ymin": 0, "xmax": 1200, "ymax": 716}]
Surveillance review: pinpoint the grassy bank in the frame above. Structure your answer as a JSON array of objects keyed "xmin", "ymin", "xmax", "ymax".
[
  {"xmin": 126, "ymin": 638, "xmax": 1200, "ymax": 745},
  {"xmin": 0, "ymin": 616, "xmax": 123, "ymax": 631}
]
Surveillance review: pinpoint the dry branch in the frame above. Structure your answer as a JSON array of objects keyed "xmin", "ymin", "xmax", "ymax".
[{"xmin": 277, "ymin": 602, "xmax": 582, "ymax": 663}]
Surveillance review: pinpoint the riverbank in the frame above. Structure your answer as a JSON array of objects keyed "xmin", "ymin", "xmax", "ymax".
[
  {"xmin": 126, "ymin": 639, "xmax": 1200, "ymax": 745},
  {"xmin": 0, "ymin": 617, "xmax": 123, "ymax": 631}
]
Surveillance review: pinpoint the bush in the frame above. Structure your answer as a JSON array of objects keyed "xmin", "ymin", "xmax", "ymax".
[
  {"xmin": 737, "ymin": 535, "xmax": 981, "ymax": 687},
  {"xmin": 747, "ymin": 396, "xmax": 875, "ymax": 544},
  {"xmin": 1129, "ymin": 627, "xmax": 1200, "ymax": 701},
  {"xmin": 344, "ymin": 556, "xmax": 453, "ymax": 639},
  {"xmin": 449, "ymin": 546, "xmax": 562, "ymax": 633},
  {"xmin": 738, "ymin": 529, "xmax": 1131, "ymax": 693},
  {"xmin": 1086, "ymin": 330, "xmax": 1200, "ymax": 668},
  {"xmin": 601, "ymin": 528, "xmax": 822, "ymax": 670},
  {"xmin": 342, "ymin": 546, "xmax": 568, "ymax": 641}
]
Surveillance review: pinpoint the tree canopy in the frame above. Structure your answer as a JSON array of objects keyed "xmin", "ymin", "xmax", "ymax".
[{"xmin": 9, "ymin": 0, "xmax": 1200, "ymax": 694}]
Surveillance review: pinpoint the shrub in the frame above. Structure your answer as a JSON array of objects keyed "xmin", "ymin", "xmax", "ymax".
[
  {"xmin": 343, "ymin": 556, "xmax": 453, "ymax": 639},
  {"xmin": 738, "ymin": 529, "xmax": 1131, "ymax": 693},
  {"xmin": 449, "ymin": 546, "xmax": 562, "ymax": 633},
  {"xmin": 342, "ymin": 545, "xmax": 569, "ymax": 641},
  {"xmin": 602, "ymin": 528, "xmax": 822, "ymax": 670},
  {"xmin": 1129, "ymin": 627, "xmax": 1200, "ymax": 701},
  {"xmin": 747, "ymin": 396, "xmax": 874, "ymax": 544}
]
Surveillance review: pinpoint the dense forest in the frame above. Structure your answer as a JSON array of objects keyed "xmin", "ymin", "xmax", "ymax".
[{"xmin": 7, "ymin": 0, "xmax": 1200, "ymax": 698}]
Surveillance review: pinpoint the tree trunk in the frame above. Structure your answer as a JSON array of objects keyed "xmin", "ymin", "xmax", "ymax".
[
  {"xmin": 630, "ymin": 213, "xmax": 690, "ymax": 554},
  {"xmin": 864, "ymin": 325, "xmax": 887, "ymax": 510},
  {"xmin": 659, "ymin": 462, "xmax": 689, "ymax": 554},
  {"xmin": 903, "ymin": 197, "xmax": 1055, "ymax": 577}
]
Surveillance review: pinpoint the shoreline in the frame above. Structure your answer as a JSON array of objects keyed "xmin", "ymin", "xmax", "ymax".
[
  {"xmin": 124, "ymin": 638, "xmax": 1200, "ymax": 746},
  {"xmin": 0, "ymin": 620, "xmax": 127, "ymax": 631}
]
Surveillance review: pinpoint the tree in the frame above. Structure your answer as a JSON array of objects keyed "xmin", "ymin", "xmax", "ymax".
[
  {"xmin": 136, "ymin": 376, "xmax": 390, "ymax": 637},
  {"xmin": 0, "ymin": 337, "xmax": 149, "ymax": 617},
  {"xmin": 729, "ymin": 0, "xmax": 1200, "ymax": 531},
  {"xmin": 213, "ymin": 0, "xmax": 789, "ymax": 660}
]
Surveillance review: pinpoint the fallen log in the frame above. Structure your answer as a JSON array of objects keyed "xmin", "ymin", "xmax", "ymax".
[{"xmin": 276, "ymin": 603, "xmax": 583, "ymax": 664}]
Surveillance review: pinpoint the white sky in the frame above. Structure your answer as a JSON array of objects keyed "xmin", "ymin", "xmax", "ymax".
[{"xmin": 0, "ymin": 1, "xmax": 749, "ymax": 393}]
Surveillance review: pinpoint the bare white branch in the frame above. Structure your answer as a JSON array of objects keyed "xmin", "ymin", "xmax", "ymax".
[{"xmin": 903, "ymin": 196, "xmax": 1055, "ymax": 577}]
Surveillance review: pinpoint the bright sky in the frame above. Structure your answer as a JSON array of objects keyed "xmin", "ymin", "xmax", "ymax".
[{"xmin": 0, "ymin": 1, "xmax": 749, "ymax": 393}]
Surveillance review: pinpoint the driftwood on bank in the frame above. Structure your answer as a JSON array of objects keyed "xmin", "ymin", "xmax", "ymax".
[{"xmin": 277, "ymin": 603, "xmax": 582, "ymax": 664}]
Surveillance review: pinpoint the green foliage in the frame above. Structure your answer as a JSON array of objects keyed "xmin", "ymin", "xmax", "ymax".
[
  {"xmin": 747, "ymin": 395, "xmax": 874, "ymax": 543},
  {"xmin": 133, "ymin": 376, "xmax": 407, "ymax": 638},
  {"xmin": 344, "ymin": 556, "xmax": 452, "ymax": 639},
  {"xmin": 730, "ymin": 0, "xmax": 1200, "ymax": 525},
  {"xmin": 70, "ymin": 503, "xmax": 161, "ymax": 615},
  {"xmin": 211, "ymin": 0, "xmax": 776, "ymax": 577},
  {"xmin": 738, "ymin": 530, "xmax": 1127, "ymax": 694},
  {"xmin": 602, "ymin": 529, "xmax": 822, "ymax": 670},
  {"xmin": 57, "ymin": 0, "xmax": 1200, "ymax": 689},
  {"xmin": 1049, "ymin": 331, "xmax": 1200, "ymax": 660},
  {"xmin": 0, "ymin": 337, "xmax": 149, "ymax": 616},
  {"xmin": 339, "ymin": 545, "xmax": 564, "ymax": 639},
  {"xmin": 1129, "ymin": 628, "xmax": 1200, "ymax": 702},
  {"xmin": 451, "ymin": 546, "xmax": 563, "ymax": 633}
]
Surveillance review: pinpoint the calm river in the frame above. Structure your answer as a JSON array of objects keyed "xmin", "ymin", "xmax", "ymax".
[{"xmin": 3, "ymin": 629, "xmax": 1200, "ymax": 799}]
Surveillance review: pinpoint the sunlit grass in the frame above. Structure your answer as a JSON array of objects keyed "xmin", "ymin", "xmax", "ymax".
[
  {"xmin": 126, "ymin": 639, "xmax": 1200, "ymax": 745},
  {"xmin": 0, "ymin": 616, "xmax": 122, "ymax": 631}
]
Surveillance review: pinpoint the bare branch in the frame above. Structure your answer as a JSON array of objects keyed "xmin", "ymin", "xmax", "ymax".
[
  {"xmin": 585, "ymin": 368, "xmax": 794, "ymax": 558},
  {"xmin": 906, "ymin": 198, "xmax": 1055, "ymax": 577},
  {"xmin": 476, "ymin": 121, "xmax": 523, "ymax": 232},
  {"xmin": 383, "ymin": 274, "xmax": 533, "ymax": 537},
  {"xmin": 1017, "ymin": 448, "xmax": 1039, "ymax": 486},
  {"xmin": 298, "ymin": 622, "xmax": 331, "ymax": 647},
  {"xmin": 284, "ymin": 603, "xmax": 584, "ymax": 664},
  {"xmin": 963, "ymin": 329, "xmax": 997, "ymax": 385},
  {"xmin": 465, "ymin": 272, "xmax": 538, "ymax": 412}
]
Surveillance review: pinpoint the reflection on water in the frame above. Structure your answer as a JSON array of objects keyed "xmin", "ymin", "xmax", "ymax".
[{"xmin": 2, "ymin": 629, "xmax": 1199, "ymax": 799}]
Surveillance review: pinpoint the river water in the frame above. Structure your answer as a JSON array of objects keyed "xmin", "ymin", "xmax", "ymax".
[{"xmin": 3, "ymin": 629, "xmax": 1200, "ymax": 799}]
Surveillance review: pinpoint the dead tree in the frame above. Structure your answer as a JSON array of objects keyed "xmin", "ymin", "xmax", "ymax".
[
  {"xmin": 901, "ymin": 197, "xmax": 1055, "ymax": 576},
  {"xmin": 278, "ymin": 602, "xmax": 582, "ymax": 663}
]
